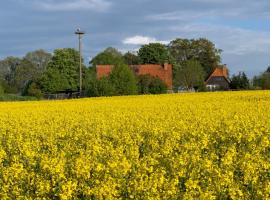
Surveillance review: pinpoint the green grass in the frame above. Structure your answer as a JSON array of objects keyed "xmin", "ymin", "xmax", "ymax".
[{"xmin": 0, "ymin": 94, "xmax": 38, "ymax": 102}]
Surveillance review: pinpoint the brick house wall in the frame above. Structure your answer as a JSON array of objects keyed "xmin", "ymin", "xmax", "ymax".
[
  {"xmin": 96, "ymin": 65, "xmax": 113, "ymax": 79},
  {"xmin": 96, "ymin": 64, "xmax": 173, "ymax": 89}
]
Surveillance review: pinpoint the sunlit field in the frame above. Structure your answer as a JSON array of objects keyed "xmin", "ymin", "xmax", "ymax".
[{"xmin": 0, "ymin": 91, "xmax": 269, "ymax": 199}]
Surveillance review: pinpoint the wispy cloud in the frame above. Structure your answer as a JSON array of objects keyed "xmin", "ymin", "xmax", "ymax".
[
  {"xmin": 123, "ymin": 35, "xmax": 169, "ymax": 45},
  {"xmin": 170, "ymin": 23, "xmax": 270, "ymax": 55},
  {"xmin": 31, "ymin": 0, "xmax": 111, "ymax": 11}
]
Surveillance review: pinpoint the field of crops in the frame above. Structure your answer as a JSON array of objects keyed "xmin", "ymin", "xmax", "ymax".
[{"xmin": 0, "ymin": 91, "xmax": 269, "ymax": 199}]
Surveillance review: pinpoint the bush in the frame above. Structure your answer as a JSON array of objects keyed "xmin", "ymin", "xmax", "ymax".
[
  {"xmin": 22, "ymin": 81, "xmax": 43, "ymax": 99},
  {"xmin": 86, "ymin": 77, "xmax": 115, "ymax": 97},
  {"xmin": 109, "ymin": 64, "xmax": 138, "ymax": 95},
  {"xmin": 85, "ymin": 67, "xmax": 115, "ymax": 97},
  {"xmin": 137, "ymin": 75, "xmax": 167, "ymax": 94},
  {"xmin": 0, "ymin": 84, "xmax": 4, "ymax": 95},
  {"xmin": 27, "ymin": 82, "xmax": 43, "ymax": 99}
]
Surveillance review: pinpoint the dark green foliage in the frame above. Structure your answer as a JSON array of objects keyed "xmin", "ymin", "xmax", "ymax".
[
  {"xmin": 230, "ymin": 72, "xmax": 250, "ymax": 90},
  {"xmin": 96, "ymin": 77, "xmax": 115, "ymax": 97},
  {"xmin": 168, "ymin": 38, "xmax": 222, "ymax": 77},
  {"xmin": 22, "ymin": 81, "xmax": 43, "ymax": 99},
  {"xmin": 0, "ymin": 57, "xmax": 21, "ymax": 93},
  {"xmin": 123, "ymin": 52, "xmax": 140, "ymax": 65},
  {"xmin": 24, "ymin": 49, "xmax": 52, "ymax": 72},
  {"xmin": 253, "ymin": 72, "xmax": 270, "ymax": 89},
  {"xmin": 0, "ymin": 50, "xmax": 51, "ymax": 95},
  {"xmin": 137, "ymin": 74, "xmax": 167, "ymax": 94},
  {"xmin": 40, "ymin": 68, "xmax": 69, "ymax": 93},
  {"xmin": 0, "ymin": 84, "xmax": 4, "ymax": 95},
  {"xmin": 175, "ymin": 60, "xmax": 205, "ymax": 90},
  {"xmin": 15, "ymin": 58, "xmax": 40, "ymax": 91},
  {"xmin": 40, "ymin": 48, "xmax": 82, "ymax": 93},
  {"xmin": 138, "ymin": 43, "xmax": 170, "ymax": 64},
  {"xmin": 90, "ymin": 47, "xmax": 125, "ymax": 67},
  {"xmin": 0, "ymin": 94, "xmax": 37, "ymax": 101},
  {"xmin": 109, "ymin": 63, "xmax": 138, "ymax": 95},
  {"xmin": 85, "ymin": 64, "xmax": 137, "ymax": 97},
  {"xmin": 85, "ymin": 69, "xmax": 115, "ymax": 97}
]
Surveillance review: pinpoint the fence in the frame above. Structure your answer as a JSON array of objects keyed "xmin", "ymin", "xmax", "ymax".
[{"xmin": 43, "ymin": 91, "xmax": 84, "ymax": 100}]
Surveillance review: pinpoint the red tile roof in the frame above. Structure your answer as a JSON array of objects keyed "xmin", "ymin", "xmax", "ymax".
[
  {"xmin": 206, "ymin": 66, "xmax": 230, "ymax": 83},
  {"xmin": 96, "ymin": 64, "xmax": 173, "ymax": 89}
]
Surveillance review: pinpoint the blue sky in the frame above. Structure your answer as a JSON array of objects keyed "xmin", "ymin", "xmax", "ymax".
[{"xmin": 1, "ymin": 0, "xmax": 270, "ymax": 76}]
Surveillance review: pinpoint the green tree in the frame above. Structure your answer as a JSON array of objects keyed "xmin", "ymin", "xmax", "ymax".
[
  {"xmin": 0, "ymin": 57, "xmax": 21, "ymax": 93},
  {"xmin": 14, "ymin": 58, "xmax": 40, "ymax": 91},
  {"xmin": 22, "ymin": 81, "xmax": 42, "ymax": 99},
  {"xmin": 41, "ymin": 69, "xmax": 68, "ymax": 92},
  {"xmin": 123, "ymin": 52, "xmax": 140, "ymax": 65},
  {"xmin": 138, "ymin": 43, "xmax": 170, "ymax": 64},
  {"xmin": 253, "ymin": 72, "xmax": 270, "ymax": 89},
  {"xmin": 168, "ymin": 38, "xmax": 222, "ymax": 76},
  {"xmin": 175, "ymin": 60, "xmax": 205, "ymax": 90},
  {"xmin": 85, "ymin": 67, "xmax": 115, "ymax": 97},
  {"xmin": 90, "ymin": 47, "xmax": 125, "ymax": 67},
  {"xmin": 0, "ymin": 84, "xmax": 4, "ymax": 95},
  {"xmin": 149, "ymin": 77, "xmax": 168, "ymax": 94},
  {"xmin": 230, "ymin": 72, "xmax": 250, "ymax": 90},
  {"xmin": 24, "ymin": 49, "xmax": 52, "ymax": 72},
  {"xmin": 137, "ymin": 74, "xmax": 167, "ymax": 94},
  {"xmin": 96, "ymin": 77, "xmax": 115, "ymax": 96},
  {"xmin": 109, "ymin": 63, "xmax": 137, "ymax": 95},
  {"xmin": 40, "ymin": 48, "xmax": 83, "ymax": 93}
]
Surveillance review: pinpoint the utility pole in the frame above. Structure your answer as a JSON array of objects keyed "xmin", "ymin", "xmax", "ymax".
[{"xmin": 75, "ymin": 28, "xmax": 85, "ymax": 96}]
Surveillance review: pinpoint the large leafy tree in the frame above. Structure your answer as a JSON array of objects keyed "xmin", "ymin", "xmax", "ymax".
[
  {"xmin": 168, "ymin": 38, "xmax": 222, "ymax": 76},
  {"xmin": 138, "ymin": 43, "xmax": 170, "ymax": 64},
  {"xmin": 40, "ymin": 48, "xmax": 82, "ymax": 93},
  {"xmin": 0, "ymin": 57, "xmax": 21, "ymax": 92},
  {"xmin": 24, "ymin": 49, "xmax": 52, "ymax": 72},
  {"xmin": 90, "ymin": 47, "xmax": 125, "ymax": 67},
  {"xmin": 175, "ymin": 59, "xmax": 205, "ymax": 90},
  {"xmin": 0, "ymin": 50, "xmax": 51, "ymax": 94},
  {"xmin": 14, "ymin": 58, "xmax": 40, "ymax": 91}
]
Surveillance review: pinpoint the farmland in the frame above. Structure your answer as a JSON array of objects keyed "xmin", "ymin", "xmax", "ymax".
[{"xmin": 0, "ymin": 91, "xmax": 269, "ymax": 199}]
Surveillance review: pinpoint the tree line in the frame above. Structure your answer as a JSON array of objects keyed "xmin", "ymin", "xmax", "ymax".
[{"xmin": 0, "ymin": 38, "xmax": 269, "ymax": 99}]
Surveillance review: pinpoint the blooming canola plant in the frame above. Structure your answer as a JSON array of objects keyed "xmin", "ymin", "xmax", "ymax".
[{"xmin": 0, "ymin": 91, "xmax": 269, "ymax": 199}]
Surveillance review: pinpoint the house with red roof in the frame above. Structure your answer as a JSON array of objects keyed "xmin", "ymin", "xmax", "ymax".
[
  {"xmin": 205, "ymin": 65, "xmax": 230, "ymax": 90},
  {"xmin": 96, "ymin": 64, "xmax": 173, "ymax": 90}
]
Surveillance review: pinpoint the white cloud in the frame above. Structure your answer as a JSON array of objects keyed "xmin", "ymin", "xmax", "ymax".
[
  {"xmin": 123, "ymin": 35, "xmax": 169, "ymax": 45},
  {"xmin": 32, "ymin": 0, "xmax": 111, "ymax": 11}
]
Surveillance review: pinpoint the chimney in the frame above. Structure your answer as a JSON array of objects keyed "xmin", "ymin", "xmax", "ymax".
[
  {"xmin": 223, "ymin": 64, "xmax": 228, "ymax": 78},
  {"xmin": 163, "ymin": 63, "xmax": 169, "ymax": 70}
]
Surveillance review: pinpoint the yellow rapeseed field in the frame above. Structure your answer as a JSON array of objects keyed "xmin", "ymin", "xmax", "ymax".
[{"xmin": 0, "ymin": 91, "xmax": 269, "ymax": 199}]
